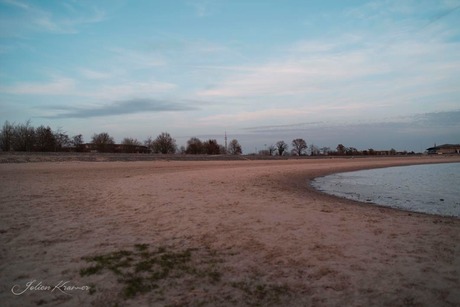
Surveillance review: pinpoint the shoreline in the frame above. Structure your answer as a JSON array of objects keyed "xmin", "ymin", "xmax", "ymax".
[
  {"xmin": 1, "ymin": 156, "xmax": 460, "ymax": 306},
  {"xmin": 309, "ymin": 161, "xmax": 460, "ymax": 220}
]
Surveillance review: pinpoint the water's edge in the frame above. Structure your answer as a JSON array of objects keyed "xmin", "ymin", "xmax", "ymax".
[{"xmin": 311, "ymin": 163, "xmax": 460, "ymax": 218}]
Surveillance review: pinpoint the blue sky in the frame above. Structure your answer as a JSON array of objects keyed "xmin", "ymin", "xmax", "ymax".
[{"xmin": 1, "ymin": 0, "xmax": 459, "ymax": 153}]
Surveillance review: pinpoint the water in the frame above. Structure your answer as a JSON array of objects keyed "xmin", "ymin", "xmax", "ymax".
[{"xmin": 311, "ymin": 163, "xmax": 460, "ymax": 218}]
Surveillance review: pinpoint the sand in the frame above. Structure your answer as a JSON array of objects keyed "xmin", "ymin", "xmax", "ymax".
[{"xmin": 1, "ymin": 155, "xmax": 460, "ymax": 306}]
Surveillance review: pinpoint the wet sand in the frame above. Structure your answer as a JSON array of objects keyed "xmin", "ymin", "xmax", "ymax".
[{"xmin": 1, "ymin": 156, "xmax": 460, "ymax": 306}]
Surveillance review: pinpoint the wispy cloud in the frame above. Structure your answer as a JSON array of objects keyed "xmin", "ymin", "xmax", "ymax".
[
  {"xmin": 241, "ymin": 110, "xmax": 460, "ymax": 135},
  {"xmin": 33, "ymin": 8, "xmax": 106, "ymax": 34},
  {"xmin": 79, "ymin": 68, "xmax": 112, "ymax": 80},
  {"xmin": 198, "ymin": 102, "xmax": 384, "ymax": 128},
  {"xmin": 243, "ymin": 121, "xmax": 325, "ymax": 132},
  {"xmin": 199, "ymin": 47, "xmax": 445, "ymax": 98},
  {"xmin": 229, "ymin": 110, "xmax": 460, "ymax": 152},
  {"xmin": 43, "ymin": 98, "xmax": 199, "ymax": 119},
  {"xmin": 199, "ymin": 108, "xmax": 308, "ymax": 126},
  {"xmin": 0, "ymin": 77, "xmax": 75, "ymax": 95},
  {"xmin": 187, "ymin": 0, "xmax": 218, "ymax": 17},
  {"xmin": 0, "ymin": 0, "xmax": 107, "ymax": 36},
  {"xmin": 89, "ymin": 81, "xmax": 177, "ymax": 100},
  {"xmin": 109, "ymin": 47, "xmax": 167, "ymax": 68},
  {"xmin": 195, "ymin": 5, "xmax": 460, "ymax": 120},
  {"xmin": 196, "ymin": 55, "xmax": 386, "ymax": 98},
  {"xmin": 410, "ymin": 110, "xmax": 460, "ymax": 128},
  {"xmin": 0, "ymin": 76, "xmax": 176, "ymax": 101},
  {"xmin": 2, "ymin": 0, "xmax": 29, "ymax": 10}
]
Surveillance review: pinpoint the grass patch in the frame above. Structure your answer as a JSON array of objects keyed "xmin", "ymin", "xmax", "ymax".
[
  {"xmin": 80, "ymin": 244, "xmax": 293, "ymax": 305},
  {"xmin": 80, "ymin": 244, "xmax": 225, "ymax": 300}
]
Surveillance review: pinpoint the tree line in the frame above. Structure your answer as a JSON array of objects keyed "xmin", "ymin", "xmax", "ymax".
[
  {"xmin": 0, "ymin": 120, "xmax": 243, "ymax": 155},
  {"xmin": 259, "ymin": 142, "xmax": 414, "ymax": 156},
  {"xmin": 0, "ymin": 120, "xmax": 303, "ymax": 156},
  {"xmin": 0, "ymin": 120, "xmax": 413, "ymax": 156}
]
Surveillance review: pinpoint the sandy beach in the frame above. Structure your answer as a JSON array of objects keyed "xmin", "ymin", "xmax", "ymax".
[{"xmin": 1, "ymin": 155, "xmax": 460, "ymax": 306}]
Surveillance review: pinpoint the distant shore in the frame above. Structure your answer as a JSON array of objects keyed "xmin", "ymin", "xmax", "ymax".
[{"xmin": 1, "ymin": 155, "xmax": 460, "ymax": 306}]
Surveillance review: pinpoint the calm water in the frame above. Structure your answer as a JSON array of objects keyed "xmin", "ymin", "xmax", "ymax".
[{"xmin": 311, "ymin": 163, "xmax": 460, "ymax": 218}]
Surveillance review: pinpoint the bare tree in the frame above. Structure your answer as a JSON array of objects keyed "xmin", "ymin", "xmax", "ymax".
[
  {"xmin": 72, "ymin": 134, "xmax": 85, "ymax": 152},
  {"xmin": 152, "ymin": 132, "xmax": 177, "ymax": 154},
  {"xmin": 92, "ymin": 132, "xmax": 115, "ymax": 152},
  {"xmin": 292, "ymin": 138, "xmax": 307, "ymax": 156},
  {"xmin": 347, "ymin": 147, "xmax": 359, "ymax": 155},
  {"xmin": 185, "ymin": 137, "xmax": 203, "ymax": 154},
  {"xmin": 12, "ymin": 120, "xmax": 35, "ymax": 151},
  {"xmin": 54, "ymin": 128, "xmax": 71, "ymax": 150},
  {"xmin": 122, "ymin": 137, "xmax": 142, "ymax": 146},
  {"xmin": 0, "ymin": 121, "xmax": 14, "ymax": 151},
  {"xmin": 121, "ymin": 137, "xmax": 142, "ymax": 153},
  {"xmin": 143, "ymin": 136, "xmax": 154, "ymax": 150},
  {"xmin": 276, "ymin": 140, "xmax": 288, "ymax": 156},
  {"xmin": 336, "ymin": 144, "xmax": 346, "ymax": 155},
  {"xmin": 267, "ymin": 144, "xmax": 276, "ymax": 156},
  {"xmin": 35, "ymin": 125, "xmax": 56, "ymax": 152},
  {"xmin": 228, "ymin": 139, "xmax": 242, "ymax": 155}
]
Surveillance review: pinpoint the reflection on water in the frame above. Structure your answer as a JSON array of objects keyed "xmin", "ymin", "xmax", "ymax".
[{"xmin": 311, "ymin": 163, "xmax": 460, "ymax": 217}]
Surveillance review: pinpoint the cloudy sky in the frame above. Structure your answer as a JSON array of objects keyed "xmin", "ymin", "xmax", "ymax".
[{"xmin": 1, "ymin": 0, "xmax": 459, "ymax": 153}]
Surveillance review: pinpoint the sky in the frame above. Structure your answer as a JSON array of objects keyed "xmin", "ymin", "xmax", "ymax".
[{"xmin": 0, "ymin": 0, "xmax": 459, "ymax": 153}]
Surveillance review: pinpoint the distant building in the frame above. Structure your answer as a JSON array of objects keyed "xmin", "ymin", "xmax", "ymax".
[{"xmin": 426, "ymin": 144, "xmax": 460, "ymax": 154}]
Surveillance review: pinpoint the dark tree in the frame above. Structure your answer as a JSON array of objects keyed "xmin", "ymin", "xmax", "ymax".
[
  {"xmin": 185, "ymin": 137, "xmax": 203, "ymax": 154},
  {"xmin": 292, "ymin": 138, "xmax": 307, "ymax": 156},
  {"xmin": 122, "ymin": 137, "xmax": 142, "ymax": 146},
  {"xmin": 0, "ymin": 121, "xmax": 14, "ymax": 151},
  {"xmin": 346, "ymin": 147, "xmax": 359, "ymax": 155},
  {"xmin": 276, "ymin": 140, "xmax": 288, "ymax": 156},
  {"xmin": 228, "ymin": 139, "xmax": 242, "ymax": 155},
  {"xmin": 203, "ymin": 139, "xmax": 220, "ymax": 155},
  {"xmin": 267, "ymin": 144, "xmax": 276, "ymax": 156},
  {"xmin": 12, "ymin": 120, "xmax": 35, "ymax": 151},
  {"xmin": 336, "ymin": 144, "xmax": 346, "ymax": 155},
  {"xmin": 219, "ymin": 145, "xmax": 228, "ymax": 155},
  {"xmin": 121, "ymin": 137, "xmax": 142, "ymax": 153},
  {"xmin": 152, "ymin": 132, "xmax": 177, "ymax": 154},
  {"xmin": 72, "ymin": 134, "xmax": 85, "ymax": 152},
  {"xmin": 35, "ymin": 125, "xmax": 56, "ymax": 152},
  {"xmin": 54, "ymin": 129, "xmax": 71, "ymax": 150},
  {"xmin": 92, "ymin": 132, "xmax": 115, "ymax": 152}
]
